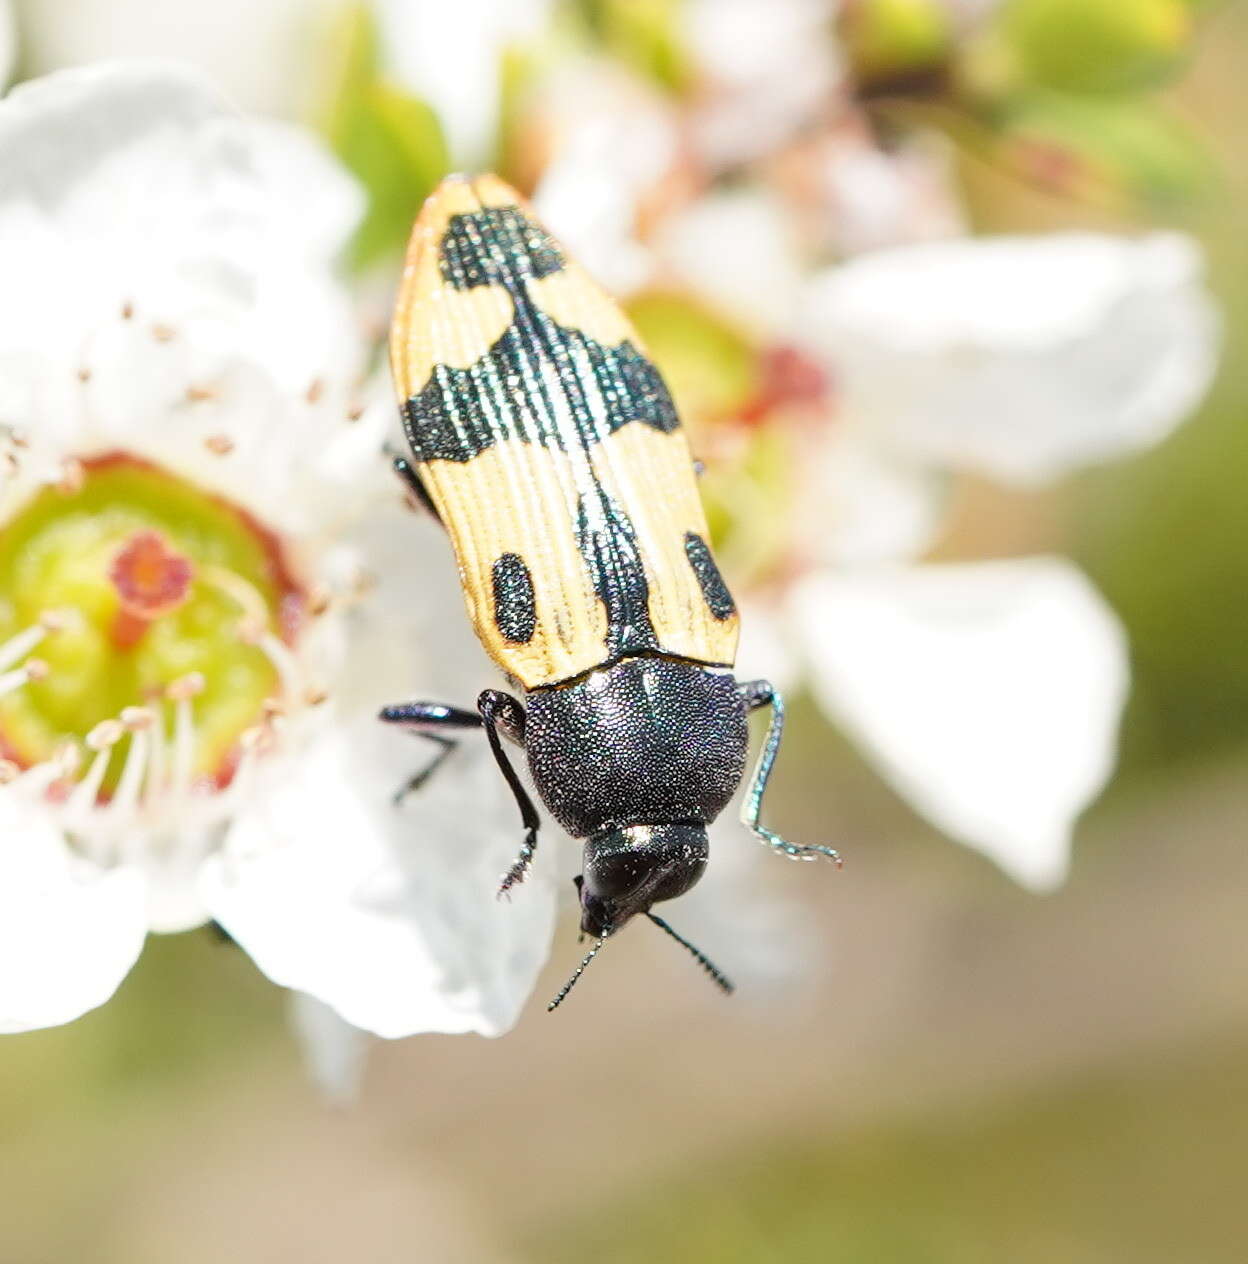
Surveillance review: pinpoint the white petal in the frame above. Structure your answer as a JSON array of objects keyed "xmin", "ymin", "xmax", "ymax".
[
  {"xmin": 803, "ymin": 233, "xmax": 1219, "ymax": 482},
  {"xmin": 289, "ymin": 991, "xmax": 370, "ymax": 1101},
  {"xmin": 733, "ymin": 598, "xmax": 802, "ymax": 695},
  {"xmin": 683, "ymin": 0, "xmax": 842, "ymax": 168},
  {"xmin": 376, "ymin": 0, "xmax": 552, "ymax": 166},
  {"xmin": 0, "ymin": 803, "xmax": 147, "ymax": 1032},
  {"xmin": 242, "ymin": 118, "xmax": 364, "ymax": 265},
  {"xmin": 532, "ymin": 60, "xmax": 677, "ymax": 295},
  {"xmin": 813, "ymin": 132, "xmax": 966, "ymax": 256},
  {"xmin": 793, "ymin": 428, "xmax": 947, "ymax": 567},
  {"xmin": 202, "ymin": 721, "xmax": 557, "ymax": 1039},
  {"xmin": 15, "ymin": 0, "xmax": 339, "ymax": 118},
  {"xmin": 792, "ymin": 558, "xmax": 1129, "ymax": 889},
  {"xmin": 656, "ymin": 187, "xmax": 805, "ymax": 335}
]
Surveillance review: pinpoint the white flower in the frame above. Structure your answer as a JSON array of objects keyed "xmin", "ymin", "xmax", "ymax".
[
  {"xmin": 802, "ymin": 231, "xmax": 1219, "ymax": 483},
  {"xmin": 0, "ymin": 62, "xmax": 555, "ymax": 1035}
]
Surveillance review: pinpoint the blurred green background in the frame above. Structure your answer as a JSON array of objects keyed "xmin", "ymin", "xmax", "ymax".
[{"xmin": 3, "ymin": 2, "xmax": 1248, "ymax": 1261}]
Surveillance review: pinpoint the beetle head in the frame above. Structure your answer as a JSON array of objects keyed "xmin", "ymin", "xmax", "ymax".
[{"xmin": 576, "ymin": 822, "xmax": 708, "ymax": 937}]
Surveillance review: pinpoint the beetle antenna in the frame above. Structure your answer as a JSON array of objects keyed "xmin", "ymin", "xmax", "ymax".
[
  {"xmin": 645, "ymin": 913, "xmax": 734, "ymax": 995},
  {"xmin": 547, "ymin": 930, "xmax": 610, "ymax": 1011}
]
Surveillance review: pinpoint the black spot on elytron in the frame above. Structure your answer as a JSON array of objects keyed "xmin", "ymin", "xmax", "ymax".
[
  {"xmin": 492, "ymin": 552, "xmax": 536, "ymax": 644},
  {"xmin": 402, "ymin": 295, "xmax": 679, "ymax": 464},
  {"xmin": 577, "ymin": 490, "xmax": 660, "ymax": 661},
  {"xmin": 684, "ymin": 532, "xmax": 736, "ymax": 620},
  {"xmin": 439, "ymin": 208, "xmax": 565, "ymax": 291}
]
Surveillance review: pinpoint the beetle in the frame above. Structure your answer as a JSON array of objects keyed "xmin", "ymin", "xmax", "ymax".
[{"xmin": 383, "ymin": 173, "xmax": 839, "ymax": 1009}]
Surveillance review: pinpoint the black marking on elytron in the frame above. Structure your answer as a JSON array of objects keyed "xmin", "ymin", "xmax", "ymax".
[
  {"xmin": 439, "ymin": 208, "xmax": 565, "ymax": 290},
  {"xmin": 491, "ymin": 552, "xmax": 537, "ymax": 644},
  {"xmin": 403, "ymin": 310, "xmax": 678, "ymax": 464},
  {"xmin": 403, "ymin": 207, "xmax": 679, "ymax": 466},
  {"xmin": 576, "ymin": 490, "xmax": 659, "ymax": 661},
  {"xmin": 683, "ymin": 532, "xmax": 736, "ymax": 621}
]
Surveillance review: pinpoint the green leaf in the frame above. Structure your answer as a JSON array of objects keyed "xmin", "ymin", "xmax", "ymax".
[
  {"xmin": 998, "ymin": 0, "xmax": 1193, "ymax": 97},
  {"xmin": 573, "ymin": 0, "xmax": 692, "ymax": 95},
  {"xmin": 321, "ymin": 4, "xmax": 450, "ymax": 269}
]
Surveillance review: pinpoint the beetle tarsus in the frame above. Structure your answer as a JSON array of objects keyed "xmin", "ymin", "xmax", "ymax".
[{"xmin": 496, "ymin": 829, "xmax": 538, "ymax": 899}]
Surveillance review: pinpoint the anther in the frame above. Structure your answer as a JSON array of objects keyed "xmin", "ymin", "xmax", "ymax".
[
  {"xmin": 303, "ymin": 686, "xmax": 329, "ymax": 707},
  {"xmin": 86, "ymin": 719, "xmax": 125, "ymax": 750},
  {"xmin": 166, "ymin": 672, "xmax": 206, "ymax": 702},
  {"xmin": 307, "ymin": 586, "xmax": 331, "ymax": 617},
  {"xmin": 51, "ymin": 741, "xmax": 81, "ymax": 778},
  {"xmin": 151, "ymin": 324, "xmax": 176, "ymax": 342},
  {"xmin": 121, "ymin": 300, "xmax": 134, "ymax": 320},
  {"xmin": 77, "ymin": 366, "xmax": 92, "ymax": 383},
  {"xmin": 121, "ymin": 705, "xmax": 156, "ymax": 731},
  {"xmin": 305, "ymin": 378, "xmax": 325, "ymax": 405},
  {"xmin": 23, "ymin": 658, "xmax": 49, "ymax": 682},
  {"xmin": 186, "ymin": 384, "xmax": 217, "ymax": 403},
  {"xmin": 346, "ymin": 405, "xmax": 364, "ymax": 423},
  {"xmin": 204, "ymin": 433, "xmax": 234, "ymax": 455},
  {"xmin": 0, "ymin": 759, "xmax": 19, "ymax": 784}
]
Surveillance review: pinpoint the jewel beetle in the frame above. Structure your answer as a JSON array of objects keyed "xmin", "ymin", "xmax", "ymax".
[{"xmin": 383, "ymin": 173, "xmax": 839, "ymax": 1009}]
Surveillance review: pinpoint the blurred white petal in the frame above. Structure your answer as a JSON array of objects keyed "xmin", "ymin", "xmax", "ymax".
[
  {"xmin": 793, "ymin": 428, "xmax": 946, "ymax": 567},
  {"xmin": 14, "ymin": 0, "xmax": 338, "ymax": 117},
  {"xmin": 814, "ymin": 131, "xmax": 965, "ymax": 255},
  {"xmin": 792, "ymin": 558, "xmax": 1129, "ymax": 889},
  {"xmin": 0, "ymin": 804, "xmax": 147, "ymax": 1032},
  {"xmin": 734, "ymin": 598, "xmax": 802, "ymax": 694},
  {"xmin": 533, "ymin": 61, "xmax": 677, "ymax": 294},
  {"xmin": 803, "ymin": 232, "xmax": 1219, "ymax": 482},
  {"xmin": 684, "ymin": 0, "xmax": 842, "ymax": 168},
  {"xmin": 290, "ymin": 991, "xmax": 370, "ymax": 1102},
  {"xmin": 376, "ymin": 0, "xmax": 552, "ymax": 166},
  {"xmin": 657, "ymin": 187, "xmax": 805, "ymax": 335}
]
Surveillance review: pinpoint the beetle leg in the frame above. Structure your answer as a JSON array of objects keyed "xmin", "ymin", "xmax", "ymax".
[
  {"xmin": 388, "ymin": 450, "xmax": 441, "ymax": 522},
  {"xmin": 736, "ymin": 679, "xmax": 843, "ymax": 866},
  {"xmin": 379, "ymin": 700, "xmax": 481, "ymax": 804},
  {"xmin": 478, "ymin": 689, "xmax": 541, "ymax": 898}
]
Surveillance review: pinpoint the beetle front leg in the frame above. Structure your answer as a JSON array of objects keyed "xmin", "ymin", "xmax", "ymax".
[
  {"xmin": 478, "ymin": 689, "xmax": 542, "ymax": 898},
  {"xmin": 379, "ymin": 700, "xmax": 482, "ymax": 804},
  {"xmin": 737, "ymin": 679, "xmax": 843, "ymax": 866}
]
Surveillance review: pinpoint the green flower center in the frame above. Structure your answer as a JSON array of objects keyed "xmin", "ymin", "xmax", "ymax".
[{"xmin": 0, "ymin": 452, "xmax": 305, "ymax": 792}]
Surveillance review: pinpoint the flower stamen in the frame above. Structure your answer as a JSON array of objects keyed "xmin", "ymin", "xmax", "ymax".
[
  {"xmin": 167, "ymin": 672, "xmax": 204, "ymax": 798},
  {"xmin": 0, "ymin": 658, "xmax": 49, "ymax": 696}
]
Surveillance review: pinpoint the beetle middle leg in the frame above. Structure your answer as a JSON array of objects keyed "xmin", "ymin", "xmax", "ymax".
[
  {"xmin": 737, "ymin": 679, "xmax": 843, "ymax": 866},
  {"xmin": 478, "ymin": 688, "xmax": 542, "ymax": 898},
  {"xmin": 379, "ymin": 701, "xmax": 481, "ymax": 804}
]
